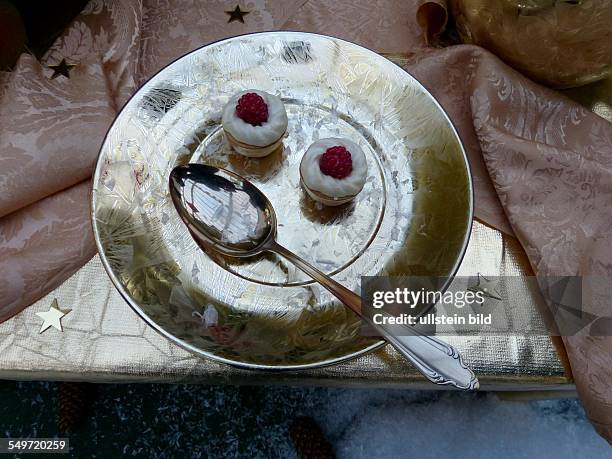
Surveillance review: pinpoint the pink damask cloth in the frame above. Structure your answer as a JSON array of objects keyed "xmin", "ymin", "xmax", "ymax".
[{"xmin": 1, "ymin": 0, "xmax": 611, "ymax": 441}]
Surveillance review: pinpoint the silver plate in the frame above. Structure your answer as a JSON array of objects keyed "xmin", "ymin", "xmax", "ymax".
[{"xmin": 92, "ymin": 32, "xmax": 473, "ymax": 369}]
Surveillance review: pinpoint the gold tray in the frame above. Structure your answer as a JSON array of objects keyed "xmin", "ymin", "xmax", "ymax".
[{"xmin": 92, "ymin": 32, "xmax": 473, "ymax": 369}]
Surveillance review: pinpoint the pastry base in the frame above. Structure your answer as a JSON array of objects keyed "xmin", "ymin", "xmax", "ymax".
[
  {"xmin": 300, "ymin": 172, "xmax": 357, "ymax": 206},
  {"xmin": 224, "ymin": 129, "xmax": 285, "ymax": 158}
]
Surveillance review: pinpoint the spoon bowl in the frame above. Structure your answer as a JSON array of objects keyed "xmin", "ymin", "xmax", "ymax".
[{"xmin": 170, "ymin": 164, "xmax": 276, "ymax": 257}]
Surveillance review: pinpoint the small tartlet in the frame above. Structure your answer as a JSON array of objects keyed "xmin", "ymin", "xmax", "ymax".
[
  {"xmin": 299, "ymin": 138, "xmax": 368, "ymax": 206},
  {"xmin": 221, "ymin": 89, "xmax": 288, "ymax": 158}
]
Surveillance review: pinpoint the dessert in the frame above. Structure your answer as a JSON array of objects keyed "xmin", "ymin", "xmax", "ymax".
[
  {"xmin": 221, "ymin": 90, "xmax": 288, "ymax": 157},
  {"xmin": 300, "ymin": 138, "xmax": 368, "ymax": 206}
]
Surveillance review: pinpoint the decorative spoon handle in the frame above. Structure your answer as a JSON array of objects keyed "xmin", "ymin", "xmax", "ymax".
[
  {"xmin": 370, "ymin": 312, "xmax": 479, "ymax": 390},
  {"xmin": 269, "ymin": 241, "xmax": 479, "ymax": 390}
]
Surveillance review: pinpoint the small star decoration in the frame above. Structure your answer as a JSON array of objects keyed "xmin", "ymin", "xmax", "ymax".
[
  {"xmin": 36, "ymin": 298, "xmax": 71, "ymax": 333},
  {"xmin": 468, "ymin": 273, "xmax": 503, "ymax": 301},
  {"xmin": 225, "ymin": 5, "xmax": 250, "ymax": 23},
  {"xmin": 48, "ymin": 58, "xmax": 76, "ymax": 79}
]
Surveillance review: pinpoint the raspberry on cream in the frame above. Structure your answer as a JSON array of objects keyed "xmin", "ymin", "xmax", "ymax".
[
  {"xmin": 235, "ymin": 92, "xmax": 269, "ymax": 126},
  {"xmin": 319, "ymin": 145, "xmax": 353, "ymax": 179}
]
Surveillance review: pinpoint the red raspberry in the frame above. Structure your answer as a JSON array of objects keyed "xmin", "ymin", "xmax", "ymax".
[
  {"xmin": 235, "ymin": 92, "xmax": 269, "ymax": 126},
  {"xmin": 319, "ymin": 146, "xmax": 353, "ymax": 179}
]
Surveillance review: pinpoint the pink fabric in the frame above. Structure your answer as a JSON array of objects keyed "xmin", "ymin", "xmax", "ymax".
[
  {"xmin": 407, "ymin": 44, "xmax": 612, "ymax": 441},
  {"xmin": 1, "ymin": 0, "xmax": 611, "ymax": 441},
  {"xmin": 0, "ymin": 181, "xmax": 95, "ymax": 323}
]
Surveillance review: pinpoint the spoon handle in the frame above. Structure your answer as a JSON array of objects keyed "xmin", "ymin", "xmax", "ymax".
[
  {"xmin": 269, "ymin": 241, "xmax": 363, "ymax": 314},
  {"xmin": 269, "ymin": 241, "xmax": 479, "ymax": 390}
]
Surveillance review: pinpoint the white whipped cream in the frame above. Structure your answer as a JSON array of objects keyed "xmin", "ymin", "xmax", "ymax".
[
  {"xmin": 300, "ymin": 138, "xmax": 368, "ymax": 198},
  {"xmin": 221, "ymin": 90, "xmax": 288, "ymax": 147}
]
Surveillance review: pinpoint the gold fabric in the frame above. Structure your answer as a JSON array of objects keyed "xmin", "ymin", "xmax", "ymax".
[
  {"xmin": 0, "ymin": 220, "xmax": 570, "ymax": 388},
  {"xmin": 449, "ymin": 0, "xmax": 612, "ymax": 88}
]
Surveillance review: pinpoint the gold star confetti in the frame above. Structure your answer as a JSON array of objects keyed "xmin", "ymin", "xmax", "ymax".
[
  {"xmin": 48, "ymin": 58, "xmax": 76, "ymax": 79},
  {"xmin": 225, "ymin": 5, "xmax": 249, "ymax": 23},
  {"xmin": 468, "ymin": 273, "xmax": 502, "ymax": 301},
  {"xmin": 36, "ymin": 299, "xmax": 71, "ymax": 333}
]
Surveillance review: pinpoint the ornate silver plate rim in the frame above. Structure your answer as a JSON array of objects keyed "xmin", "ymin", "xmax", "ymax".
[{"xmin": 90, "ymin": 31, "xmax": 474, "ymax": 371}]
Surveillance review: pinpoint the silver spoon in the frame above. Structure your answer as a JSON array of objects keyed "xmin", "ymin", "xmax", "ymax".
[{"xmin": 169, "ymin": 164, "xmax": 479, "ymax": 390}]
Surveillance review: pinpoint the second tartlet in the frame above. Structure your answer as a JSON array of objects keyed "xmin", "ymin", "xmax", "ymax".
[{"xmin": 300, "ymin": 137, "xmax": 368, "ymax": 206}]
